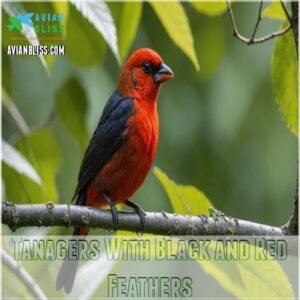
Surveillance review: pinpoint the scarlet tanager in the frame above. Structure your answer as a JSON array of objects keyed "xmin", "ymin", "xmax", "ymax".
[{"xmin": 56, "ymin": 48, "xmax": 174, "ymax": 293}]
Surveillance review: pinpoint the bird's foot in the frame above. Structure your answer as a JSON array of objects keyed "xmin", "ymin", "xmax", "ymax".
[
  {"xmin": 102, "ymin": 193, "xmax": 119, "ymax": 234},
  {"xmin": 125, "ymin": 199, "xmax": 146, "ymax": 236}
]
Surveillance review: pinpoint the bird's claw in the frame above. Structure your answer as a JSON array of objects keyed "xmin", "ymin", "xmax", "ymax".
[
  {"xmin": 110, "ymin": 205, "xmax": 119, "ymax": 235},
  {"xmin": 125, "ymin": 200, "xmax": 146, "ymax": 236},
  {"xmin": 103, "ymin": 193, "xmax": 119, "ymax": 234}
]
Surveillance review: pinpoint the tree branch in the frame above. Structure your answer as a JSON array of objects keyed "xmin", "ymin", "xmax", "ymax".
[
  {"xmin": 226, "ymin": 0, "xmax": 291, "ymax": 45},
  {"xmin": 280, "ymin": 0, "xmax": 292, "ymax": 24},
  {"xmin": 283, "ymin": 172, "xmax": 299, "ymax": 235},
  {"xmin": 291, "ymin": 0, "xmax": 298, "ymax": 55},
  {"xmin": 250, "ymin": 0, "xmax": 263, "ymax": 43},
  {"xmin": 2, "ymin": 202, "xmax": 284, "ymax": 236},
  {"xmin": 1, "ymin": 249, "xmax": 47, "ymax": 300}
]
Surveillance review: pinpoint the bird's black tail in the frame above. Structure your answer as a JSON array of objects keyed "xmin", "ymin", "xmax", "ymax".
[
  {"xmin": 56, "ymin": 193, "xmax": 88, "ymax": 293},
  {"xmin": 56, "ymin": 228, "xmax": 81, "ymax": 294},
  {"xmin": 56, "ymin": 253, "xmax": 79, "ymax": 293}
]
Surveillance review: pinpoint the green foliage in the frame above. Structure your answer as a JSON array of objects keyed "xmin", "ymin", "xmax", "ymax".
[
  {"xmin": 272, "ymin": 23, "xmax": 298, "ymax": 135},
  {"xmin": 56, "ymin": 77, "xmax": 89, "ymax": 149},
  {"xmin": 52, "ymin": 1, "xmax": 69, "ymax": 29},
  {"xmin": 2, "ymin": 2, "xmax": 48, "ymax": 71},
  {"xmin": 189, "ymin": 2, "xmax": 227, "ymax": 16},
  {"xmin": 198, "ymin": 243, "xmax": 294, "ymax": 299},
  {"xmin": 2, "ymin": 140, "xmax": 42, "ymax": 185},
  {"xmin": 154, "ymin": 167, "xmax": 294, "ymax": 299},
  {"xmin": 1, "ymin": 1, "xmax": 296, "ymax": 225},
  {"xmin": 2, "ymin": 1, "xmax": 234, "ymax": 73},
  {"xmin": 71, "ymin": 1, "xmax": 120, "ymax": 63},
  {"xmin": 117, "ymin": 2, "xmax": 143, "ymax": 62},
  {"xmin": 262, "ymin": 2, "xmax": 287, "ymax": 20},
  {"xmin": 153, "ymin": 167, "xmax": 212, "ymax": 215},
  {"xmin": 149, "ymin": 2, "xmax": 200, "ymax": 71},
  {"xmin": 2, "ymin": 10, "xmax": 11, "ymax": 48},
  {"xmin": 23, "ymin": 2, "xmax": 63, "ymax": 68},
  {"xmin": 3, "ymin": 129, "xmax": 60, "ymax": 203},
  {"xmin": 1, "ymin": 2, "xmax": 297, "ymax": 298},
  {"xmin": 66, "ymin": 4, "xmax": 106, "ymax": 66}
]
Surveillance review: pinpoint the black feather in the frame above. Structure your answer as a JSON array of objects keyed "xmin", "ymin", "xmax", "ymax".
[
  {"xmin": 73, "ymin": 90, "xmax": 135, "ymax": 202},
  {"xmin": 56, "ymin": 254, "xmax": 78, "ymax": 293},
  {"xmin": 57, "ymin": 91, "xmax": 134, "ymax": 294},
  {"xmin": 56, "ymin": 236, "xmax": 81, "ymax": 294}
]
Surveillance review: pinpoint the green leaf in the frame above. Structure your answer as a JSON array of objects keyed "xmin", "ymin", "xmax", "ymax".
[
  {"xmin": 52, "ymin": 1, "xmax": 69, "ymax": 30},
  {"xmin": 2, "ymin": 140, "xmax": 42, "ymax": 185},
  {"xmin": 198, "ymin": 242, "xmax": 294, "ymax": 299},
  {"xmin": 2, "ymin": 2, "xmax": 48, "ymax": 73},
  {"xmin": 3, "ymin": 129, "xmax": 61, "ymax": 203},
  {"xmin": 2, "ymin": 10, "xmax": 10, "ymax": 48},
  {"xmin": 23, "ymin": 1, "xmax": 64, "ymax": 69},
  {"xmin": 71, "ymin": 0, "xmax": 120, "ymax": 63},
  {"xmin": 66, "ymin": 4, "xmax": 106, "ymax": 66},
  {"xmin": 271, "ymin": 23, "xmax": 298, "ymax": 135},
  {"xmin": 262, "ymin": 2, "xmax": 287, "ymax": 20},
  {"xmin": 149, "ymin": 2, "xmax": 199, "ymax": 71},
  {"xmin": 153, "ymin": 167, "xmax": 212, "ymax": 215},
  {"xmin": 189, "ymin": 2, "xmax": 227, "ymax": 16},
  {"xmin": 56, "ymin": 77, "xmax": 89, "ymax": 149},
  {"xmin": 118, "ymin": 2, "xmax": 143, "ymax": 61}
]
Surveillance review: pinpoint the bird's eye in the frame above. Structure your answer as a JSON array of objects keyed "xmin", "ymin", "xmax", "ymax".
[{"xmin": 143, "ymin": 62, "xmax": 152, "ymax": 74}]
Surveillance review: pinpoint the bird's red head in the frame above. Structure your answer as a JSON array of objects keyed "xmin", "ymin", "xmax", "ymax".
[{"xmin": 118, "ymin": 48, "xmax": 174, "ymax": 101}]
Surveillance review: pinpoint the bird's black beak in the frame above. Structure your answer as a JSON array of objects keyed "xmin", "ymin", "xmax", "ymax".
[{"xmin": 154, "ymin": 63, "xmax": 174, "ymax": 84}]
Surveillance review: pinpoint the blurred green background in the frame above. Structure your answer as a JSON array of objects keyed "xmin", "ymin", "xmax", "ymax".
[{"xmin": 2, "ymin": 1, "xmax": 297, "ymax": 235}]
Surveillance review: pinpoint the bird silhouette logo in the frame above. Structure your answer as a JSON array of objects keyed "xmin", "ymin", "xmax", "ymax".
[{"xmin": 7, "ymin": 13, "xmax": 34, "ymax": 32}]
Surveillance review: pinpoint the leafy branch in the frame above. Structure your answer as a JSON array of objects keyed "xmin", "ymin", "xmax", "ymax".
[
  {"xmin": 226, "ymin": 0, "xmax": 298, "ymax": 235},
  {"xmin": 226, "ymin": 0, "xmax": 292, "ymax": 45},
  {"xmin": 2, "ymin": 201, "xmax": 284, "ymax": 236}
]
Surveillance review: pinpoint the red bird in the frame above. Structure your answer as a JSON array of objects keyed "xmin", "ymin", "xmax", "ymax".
[{"xmin": 56, "ymin": 48, "xmax": 173, "ymax": 293}]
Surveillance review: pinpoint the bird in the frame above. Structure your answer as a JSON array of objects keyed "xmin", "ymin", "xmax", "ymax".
[{"xmin": 56, "ymin": 48, "xmax": 174, "ymax": 293}]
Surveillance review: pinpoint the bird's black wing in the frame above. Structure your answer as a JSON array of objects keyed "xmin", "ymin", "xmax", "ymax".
[{"xmin": 72, "ymin": 90, "xmax": 135, "ymax": 202}]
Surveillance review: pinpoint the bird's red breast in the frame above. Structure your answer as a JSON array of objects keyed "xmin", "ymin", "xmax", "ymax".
[
  {"xmin": 73, "ymin": 47, "xmax": 174, "ymax": 211},
  {"xmin": 86, "ymin": 98, "xmax": 159, "ymax": 208}
]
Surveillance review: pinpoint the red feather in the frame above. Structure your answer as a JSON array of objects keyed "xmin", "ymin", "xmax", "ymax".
[
  {"xmin": 86, "ymin": 97, "xmax": 159, "ymax": 208},
  {"xmin": 56, "ymin": 48, "xmax": 173, "ymax": 293}
]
